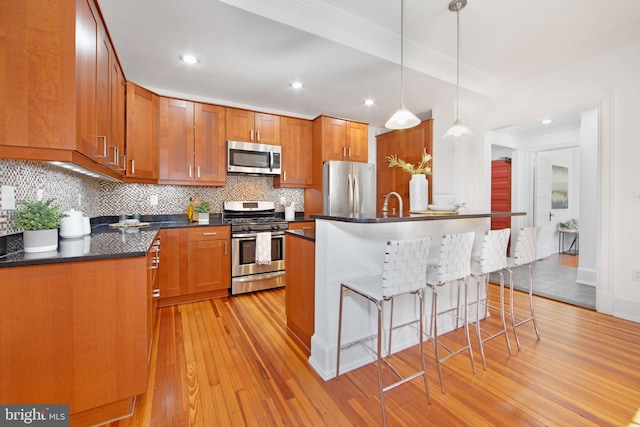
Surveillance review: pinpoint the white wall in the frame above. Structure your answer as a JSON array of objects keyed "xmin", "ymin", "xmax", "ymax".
[{"xmin": 431, "ymin": 40, "xmax": 640, "ymax": 322}]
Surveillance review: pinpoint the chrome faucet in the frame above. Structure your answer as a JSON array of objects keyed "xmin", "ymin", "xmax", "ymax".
[{"xmin": 382, "ymin": 192, "xmax": 403, "ymax": 216}]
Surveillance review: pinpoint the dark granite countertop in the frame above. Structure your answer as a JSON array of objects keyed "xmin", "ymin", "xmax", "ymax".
[
  {"xmin": 311, "ymin": 210, "xmax": 525, "ymax": 223},
  {"xmin": 0, "ymin": 213, "xmax": 314, "ymax": 268}
]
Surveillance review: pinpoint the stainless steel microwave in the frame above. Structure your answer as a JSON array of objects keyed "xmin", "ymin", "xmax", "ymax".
[{"xmin": 227, "ymin": 140, "xmax": 281, "ymax": 175}]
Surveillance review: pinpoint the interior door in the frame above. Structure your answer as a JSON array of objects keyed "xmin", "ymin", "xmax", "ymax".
[
  {"xmin": 534, "ymin": 154, "xmax": 555, "ymax": 258},
  {"xmin": 491, "ymin": 159, "xmax": 512, "ymax": 254}
]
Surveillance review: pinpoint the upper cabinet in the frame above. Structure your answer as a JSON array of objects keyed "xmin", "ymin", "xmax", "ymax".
[
  {"xmin": 312, "ymin": 116, "xmax": 368, "ymax": 163},
  {"xmin": 125, "ymin": 83, "xmax": 158, "ymax": 182},
  {"xmin": 274, "ymin": 117, "xmax": 313, "ymax": 188},
  {"xmin": 159, "ymin": 97, "xmax": 226, "ymax": 186},
  {"xmin": 0, "ymin": 0, "xmax": 124, "ymax": 180},
  {"xmin": 226, "ymin": 108, "xmax": 280, "ymax": 145},
  {"xmin": 375, "ymin": 119, "xmax": 433, "ymax": 213}
]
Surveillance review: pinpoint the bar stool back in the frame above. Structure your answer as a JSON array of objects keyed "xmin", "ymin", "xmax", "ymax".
[
  {"xmin": 336, "ymin": 237, "xmax": 431, "ymax": 426},
  {"xmin": 471, "ymin": 228, "xmax": 512, "ymax": 370},
  {"xmin": 427, "ymin": 231, "xmax": 475, "ymax": 393},
  {"xmin": 504, "ymin": 227, "xmax": 541, "ymax": 350}
]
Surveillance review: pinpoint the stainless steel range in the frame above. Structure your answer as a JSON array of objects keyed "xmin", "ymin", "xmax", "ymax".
[{"xmin": 223, "ymin": 201, "xmax": 288, "ymax": 295}]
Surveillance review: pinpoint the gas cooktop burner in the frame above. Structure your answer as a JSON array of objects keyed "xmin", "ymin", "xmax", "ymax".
[{"xmin": 229, "ymin": 217, "xmax": 284, "ymax": 224}]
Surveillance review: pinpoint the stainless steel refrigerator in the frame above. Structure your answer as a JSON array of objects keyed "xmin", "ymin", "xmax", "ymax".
[{"xmin": 322, "ymin": 161, "xmax": 376, "ymax": 217}]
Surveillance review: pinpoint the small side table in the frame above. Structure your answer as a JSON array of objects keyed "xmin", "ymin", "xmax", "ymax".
[{"xmin": 558, "ymin": 229, "xmax": 579, "ymax": 255}]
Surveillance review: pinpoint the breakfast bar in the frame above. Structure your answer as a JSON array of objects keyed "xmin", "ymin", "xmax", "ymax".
[{"xmin": 308, "ymin": 211, "xmax": 525, "ymax": 380}]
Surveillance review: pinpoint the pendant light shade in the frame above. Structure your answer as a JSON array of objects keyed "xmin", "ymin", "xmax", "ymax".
[
  {"xmin": 443, "ymin": 0, "xmax": 473, "ymax": 140},
  {"xmin": 385, "ymin": 0, "xmax": 419, "ymax": 130}
]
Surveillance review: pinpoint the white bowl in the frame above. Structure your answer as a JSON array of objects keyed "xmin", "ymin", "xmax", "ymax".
[{"xmin": 432, "ymin": 194, "xmax": 455, "ymax": 205}]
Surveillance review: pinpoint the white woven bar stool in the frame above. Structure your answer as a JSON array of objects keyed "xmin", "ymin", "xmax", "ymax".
[
  {"xmin": 470, "ymin": 228, "xmax": 512, "ymax": 370},
  {"xmin": 503, "ymin": 227, "xmax": 541, "ymax": 350},
  {"xmin": 427, "ymin": 231, "xmax": 475, "ymax": 394},
  {"xmin": 336, "ymin": 237, "xmax": 431, "ymax": 427}
]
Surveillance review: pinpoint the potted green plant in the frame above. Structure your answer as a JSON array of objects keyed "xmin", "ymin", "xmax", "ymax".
[
  {"xmin": 194, "ymin": 201, "xmax": 211, "ymax": 224},
  {"xmin": 15, "ymin": 198, "xmax": 67, "ymax": 253}
]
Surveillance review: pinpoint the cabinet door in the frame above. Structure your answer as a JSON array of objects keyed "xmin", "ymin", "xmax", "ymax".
[
  {"xmin": 159, "ymin": 98, "xmax": 195, "ymax": 182},
  {"xmin": 346, "ymin": 121, "xmax": 368, "ymax": 162},
  {"xmin": 76, "ymin": 0, "xmax": 99, "ymax": 158},
  {"xmin": 95, "ymin": 26, "xmax": 111, "ymax": 165},
  {"xmin": 226, "ymin": 108, "xmax": 254, "ymax": 142},
  {"xmin": 275, "ymin": 117, "xmax": 312, "ymax": 188},
  {"xmin": 254, "ymin": 113, "xmax": 280, "ymax": 145},
  {"xmin": 321, "ymin": 116, "xmax": 347, "ymax": 161},
  {"xmin": 187, "ymin": 239, "xmax": 230, "ymax": 293},
  {"xmin": 194, "ymin": 103, "xmax": 226, "ymax": 185},
  {"xmin": 111, "ymin": 60, "xmax": 126, "ymax": 173},
  {"xmin": 158, "ymin": 229, "xmax": 188, "ymax": 298},
  {"xmin": 125, "ymin": 83, "xmax": 158, "ymax": 181}
]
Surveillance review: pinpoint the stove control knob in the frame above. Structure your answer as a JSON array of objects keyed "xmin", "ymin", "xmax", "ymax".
[
  {"xmin": 242, "ymin": 226, "xmax": 250, "ymax": 232},
  {"xmin": 271, "ymin": 224, "xmax": 280, "ymax": 230}
]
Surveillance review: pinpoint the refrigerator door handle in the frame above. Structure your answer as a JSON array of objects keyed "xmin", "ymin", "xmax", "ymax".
[
  {"xmin": 347, "ymin": 173, "xmax": 354, "ymax": 214},
  {"xmin": 352, "ymin": 174, "xmax": 359, "ymax": 214}
]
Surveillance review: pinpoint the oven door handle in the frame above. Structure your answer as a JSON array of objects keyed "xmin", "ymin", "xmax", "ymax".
[
  {"xmin": 232, "ymin": 270, "xmax": 286, "ymax": 283},
  {"xmin": 232, "ymin": 232, "xmax": 286, "ymax": 238}
]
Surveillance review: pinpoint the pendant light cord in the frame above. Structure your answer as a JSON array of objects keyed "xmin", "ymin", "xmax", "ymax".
[
  {"xmin": 455, "ymin": 4, "xmax": 460, "ymax": 120},
  {"xmin": 400, "ymin": 0, "xmax": 405, "ymax": 108}
]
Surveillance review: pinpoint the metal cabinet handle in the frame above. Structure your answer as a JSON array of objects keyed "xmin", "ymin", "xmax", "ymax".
[
  {"xmin": 202, "ymin": 232, "xmax": 217, "ymax": 236},
  {"xmin": 283, "ymin": 170, "xmax": 287, "ymax": 182},
  {"xmin": 131, "ymin": 159, "xmax": 135, "ymax": 174},
  {"xmin": 197, "ymin": 166, "xmax": 201, "ymax": 178},
  {"xmin": 188, "ymin": 165, "xmax": 192, "ymax": 178},
  {"xmin": 96, "ymin": 136, "xmax": 107, "ymax": 158},
  {"xmin": 256, "ymin": 130, "xmax": 260, "ymax": 142},
  {"xmin": 152, "ymin": 289, "xmax": 160, "ymax": 298},
  {"xmin": 348, "ymin": 147, "xmax": 352, "ymax": 158},
  {"xmin": 118, "ymin": 154, "xmax": 127, "ymax": 171},
  {"xmin": 250, "ymin": 129, "xmax": 254, "ymax": 142},
  {"xmin": 343, "ymin": 146, "xmax": 347, "ymax": 157},
  {"xmin": 107, "ymin": 146, "xmax": 118, "ymax": 165}
]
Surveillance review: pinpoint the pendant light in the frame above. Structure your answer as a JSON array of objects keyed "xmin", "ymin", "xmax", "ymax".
[
  {"xmin": 385, "ymin": 0, "xmax": 420, "ymax": 130},
  {"xmin": 443, "ymin": 0, "xmax": 473, "ymax": 139}
]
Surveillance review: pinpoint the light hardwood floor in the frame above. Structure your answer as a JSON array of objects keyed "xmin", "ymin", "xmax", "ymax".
[{"xmin": 108, "ymin": 285, "xmax": 640, "ymax": 426}]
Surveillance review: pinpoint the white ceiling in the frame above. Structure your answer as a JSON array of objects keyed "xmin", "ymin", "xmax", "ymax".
[{"xmin": 97, "ymin": 0, "xmax": 640, "ymax": 128}]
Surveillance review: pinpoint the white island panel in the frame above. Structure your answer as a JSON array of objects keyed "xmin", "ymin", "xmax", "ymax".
[{"xmin": 309, "ymin": 215, "xmax": 491, "ymax": 380}]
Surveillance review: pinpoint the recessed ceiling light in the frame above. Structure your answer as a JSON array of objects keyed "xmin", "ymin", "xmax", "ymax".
[
  {"xmin": 181, "ymin": 54, "xmax": 198, "ymax": 64},
  {"xmin": 364, "ymin": 99, "xmax": 375, "ymax": 106},
  {"xmin": 291, "ymin": 82, "xmax": 303, "ymax": 89},
  {"xmin": 542, "ymin": 119, "xmax": 552, "ymax": 124}
]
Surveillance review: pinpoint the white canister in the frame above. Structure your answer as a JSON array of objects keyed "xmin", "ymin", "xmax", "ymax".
[
  {"xmin": 82, "ymin": 216, "xmax": 91, "ymax": 235},
  {"xmin": 60, "ymin": 209, "xmax": 85, "ymax": 238},
  {"xmin": 285, "ymin": 203, "xmax": 296, "ymax": 221}
]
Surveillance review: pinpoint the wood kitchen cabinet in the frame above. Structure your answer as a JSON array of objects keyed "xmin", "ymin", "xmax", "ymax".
[
  {"xmin": 304, "ymin": 115, "xmax": 369, "ymax": 214},
  {"xmin": 226, "ymin": 107, "xmax": 281, "ymax": 145},
  {"xmin": 288, "ymin": 220, "xmax": 315, "ymax": 231},
  {"xmin": 125, "ymin": 82, "xmax": 159, "ymax": 182},
  {"xmin": 0, "ymin": 257, "xmax": 149, "ymax": 426},
  {"xmin": 376, "ymin": 119, "xmax": 433, "ymax": 212},
  {"xmin": 158, "ymin": 98, "xmax": 226, "ymax": 186},
  {"xmin": 158, "ymin": 226, "xmax": 231, "ymax": 306},
  {"xmin": 188, "ymin": 226, "xmax": 231, "ymax": 294},
  {"xmin": 285, "ymin": 231, "xmax": 315, "ymax": 355},
  {"xmin": 0, "ymin": 0, "xmax": 124, "ymax": 181},
  {"xmin": 274, "ymin": 117, "xmax": 313, "ymax": 188}
]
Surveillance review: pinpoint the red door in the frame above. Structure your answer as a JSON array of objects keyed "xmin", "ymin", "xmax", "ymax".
[{"xmin": 491, "ymin": 159, "xmax": 512, "ymax": 252}]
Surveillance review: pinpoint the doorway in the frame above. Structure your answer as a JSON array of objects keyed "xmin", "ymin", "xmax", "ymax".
[{"xmin": 488, "ymin": 110, "xmax": 597, "ymax": 309}]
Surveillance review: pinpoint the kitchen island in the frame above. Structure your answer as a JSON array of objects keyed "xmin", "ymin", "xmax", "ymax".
[{"xmin": 308, "ymin": 210, "xmax": 525, "ymax": 380}]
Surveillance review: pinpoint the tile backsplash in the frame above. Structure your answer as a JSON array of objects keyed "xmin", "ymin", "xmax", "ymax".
[{"xmin": 0, "ymin": 160, "xmax": 303, "ymax": 236}]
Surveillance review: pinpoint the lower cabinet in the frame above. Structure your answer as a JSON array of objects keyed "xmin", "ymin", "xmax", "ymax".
[
  {"xmin": 285, "ymin": 231, "xmax": 315, "ymax": 356},
  {"xmin": 158, "ymin": 226, "xmax": 231, "ymax": 306},
  {"xmin": 0, "ymin": 257, "xmax": 149, "ymax": 426}
]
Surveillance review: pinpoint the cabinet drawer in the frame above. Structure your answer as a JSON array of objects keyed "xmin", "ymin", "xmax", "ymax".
[{"xmin": 188, "ymin": 226, "xmax": 230, "ymax": 241}]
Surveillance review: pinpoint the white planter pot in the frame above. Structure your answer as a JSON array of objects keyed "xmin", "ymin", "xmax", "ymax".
[
  {"xmin": 197, "ymin": 212, "xmax": 210, "ymax": 224},
  {"xmin": 409, "ymin": 174, "xmax": 429, "ymax": 212},
  {"xmin": 23, "ymin": 229, "xmax": 59, "ymax": 253}
]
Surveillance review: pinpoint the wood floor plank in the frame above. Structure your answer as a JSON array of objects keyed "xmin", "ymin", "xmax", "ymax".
[{"xmin": 107, "ymin": 286, "xmax": 640, "ymax": 426}]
